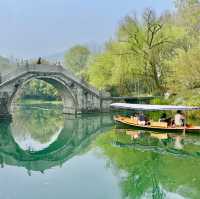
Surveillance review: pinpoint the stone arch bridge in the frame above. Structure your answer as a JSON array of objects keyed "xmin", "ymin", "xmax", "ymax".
[{"xmin": 0, "ymin": 63, "xmax": 111, "ymax": 119}]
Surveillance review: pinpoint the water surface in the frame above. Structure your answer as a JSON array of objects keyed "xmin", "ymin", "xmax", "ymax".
[{"xmin": 0, "ymin": 106, "xmax": 200, "ymax": 199}]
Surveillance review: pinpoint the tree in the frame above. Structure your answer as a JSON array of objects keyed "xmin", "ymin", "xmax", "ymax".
[
  {"xmin": 88, "ymin": 40, "xmax": 143, "ymax": 95},
  {"xmin": 64, "ymin": 45, "xmax": 90, "ymax": 76},
  {"xmin": 88, "ymin": 9, "xmax": 182, "ymax": 96},
  {"xmin": 88, "ymin": 52, "xmax": 113, "ymax": 90},
  {"xmin": 117, "ymin": 9, "xmax": 179, "ymax": 95},
  {"xmin": 167, "ymin": 44, "xmax": 200, "ymax": 93},
  {"xmin": 174, "ymin": 0, "xmax": 200, "ymax": 42},
  {"xmin": 87, "ymin": 4, "xmax": 200, "ymax": 100}
]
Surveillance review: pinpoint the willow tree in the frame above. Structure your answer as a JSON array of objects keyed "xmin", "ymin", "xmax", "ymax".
[
  {"xmin": 117, "ymin": 9, "xmax": 178, "ymax": 95},
  {"xmin": 88, "ymin": 7, "xmax": 190, "ymax": 96}
]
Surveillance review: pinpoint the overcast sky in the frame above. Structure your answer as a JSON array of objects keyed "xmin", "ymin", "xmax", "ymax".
[{"xmin": 0, "ymin": 0, "xmax": 174, "ymax": 58}]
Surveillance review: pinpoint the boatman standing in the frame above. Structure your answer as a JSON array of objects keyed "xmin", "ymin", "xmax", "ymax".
[{"xmin": 174, "ymin": 110, "xmax": 185, "ymax": 126}]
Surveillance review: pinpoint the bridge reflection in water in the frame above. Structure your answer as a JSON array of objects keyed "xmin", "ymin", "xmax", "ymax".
[{"xmin": 0, "ymin": 107, "xmax": 113, "ymax": 173}]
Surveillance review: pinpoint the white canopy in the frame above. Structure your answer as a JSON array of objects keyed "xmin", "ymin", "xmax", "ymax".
[{"xmin": 110, "ymin": 103, "xmax": 200, "ymax": 111}]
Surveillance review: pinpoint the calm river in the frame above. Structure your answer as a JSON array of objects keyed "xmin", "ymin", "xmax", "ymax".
[{"xmin": 0, "ymin": 105, "xmax": 200, "ymax": 199}]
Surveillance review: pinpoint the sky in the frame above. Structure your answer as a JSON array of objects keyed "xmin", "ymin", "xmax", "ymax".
[{"xmin": 0, "ymin": 0, "xmax": 174, "ymax": 59}]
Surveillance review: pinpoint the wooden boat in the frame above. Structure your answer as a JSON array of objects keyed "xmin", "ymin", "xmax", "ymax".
[
  {"xmin": 111, "ymin": 103, "xmax": 200, "ymax": 133},
  {"xmin": 114, "ymin": 115, "xmax": 200, "ymax": 133}
]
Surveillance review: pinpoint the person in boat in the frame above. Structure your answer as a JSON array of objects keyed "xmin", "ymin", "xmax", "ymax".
[
  {"xmin": 159, "ymin": 113, "xmax": 172, "ymax": 126},
  {"xmin": 131, "ymin": 112, "xmax": 139, "ymax": 121},
  {"xmin": 138, "ymin": 112, "xmax": 146, "ymax": 125},
  {"xmin": 174, "ymin": 110, "xmax": 185, "ymax": 127}
]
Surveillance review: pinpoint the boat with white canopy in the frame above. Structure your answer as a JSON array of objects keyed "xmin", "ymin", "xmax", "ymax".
[{"xmin": 111, "ymin": 103, "xmax": 200, "ymax": 133}]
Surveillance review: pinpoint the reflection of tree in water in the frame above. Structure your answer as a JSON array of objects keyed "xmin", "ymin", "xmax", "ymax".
[
  {"xmin": 152, "ymin": 176, "xmax": 165, "ymax": 199},
  {"xmin": 96, "ymin": 130, "xmax": 200, "ymax": 199},
  {"xmin": 11, "ymin": 108, "xmax": 64, "ymax": 144},
  {"xmin": 150, "ymin": 154, "xmax": 165, "ymax": 199},
  {"xmin": 119, "ymin": 151, "xmax": 165, "ymax": 199}
]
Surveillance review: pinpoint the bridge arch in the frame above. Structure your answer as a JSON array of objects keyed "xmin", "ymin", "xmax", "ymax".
[{"xmin": 9, "ymin": 75, "xmax": 79, "ymax": 114}]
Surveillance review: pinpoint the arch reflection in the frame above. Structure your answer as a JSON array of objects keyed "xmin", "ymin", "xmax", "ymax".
[
  {"xmin": 0, "ymin": 107, "xmax": 113, "ymax": 172},
  {"xmin": 11, "ymin": 107, "xmax": 64, "ymax": 151}
]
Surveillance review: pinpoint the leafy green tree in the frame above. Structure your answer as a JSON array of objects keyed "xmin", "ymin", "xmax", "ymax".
[
  {"xmin": 87, "ymin": 51, "xmax": 114, "ymax": 90},
  {"xmin": 64, "ymin": 45, "xmax": 90, "ymax": 76},
  {"xmin": 88, "ymin": 9, "xmax": 185, "ymax": 96},
  {"xmin": 88, "ymin": 40, "xmax": 144, "ymax": 95},
  {"xmin": 167, "ymin": 44, "xmax": 200, "ymax": 92},
  {"xmin": 117, "ymin": 9, "xmax": 183, "ymax": 95},
  {"xmin": 174, "ymin": 0, "xmax": 200, "ymax": 46}
]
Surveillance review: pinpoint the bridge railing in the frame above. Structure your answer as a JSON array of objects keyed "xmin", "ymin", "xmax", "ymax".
[{"xmin": 1, "ymin": 63, "xmax": 75, "ymax": 82}]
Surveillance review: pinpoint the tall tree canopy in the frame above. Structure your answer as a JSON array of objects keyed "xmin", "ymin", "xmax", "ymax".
[
  {"xmin": 88, "ymin": 8, "xmax": 186, "ymax": 96},
  {"xmin": 64, "ymin": 45, "xmax": 90, "ymax": 76}
]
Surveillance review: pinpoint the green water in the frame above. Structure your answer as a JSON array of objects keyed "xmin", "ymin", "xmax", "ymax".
[{"xmin": 0, "ymin": 106, "xmax": 200, "ymax": 199}]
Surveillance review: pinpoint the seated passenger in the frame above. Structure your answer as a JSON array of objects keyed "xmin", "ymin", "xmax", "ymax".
[
  {"xmin": 138, "ymin": 112, "xmax": 146, "ymax": 125},
  {"xmin": 174, "ymin": 110, "xmax": 185, "ymax": 127},
  {"xmin": 134, "ymin": 112, "xmax": 139, "ymax": 120},
  {"xmin": 159, "ymin": 113, "xmax": 172, "ymax": 126},
  {"xmin": 131, "ymin": 113, "xmax": 139, "ymax": 123}
]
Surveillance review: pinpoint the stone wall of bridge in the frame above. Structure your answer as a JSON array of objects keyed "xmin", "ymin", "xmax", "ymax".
[{"xmin": 0, "ymin": 64, "xmax": 111, "ymax": 119}]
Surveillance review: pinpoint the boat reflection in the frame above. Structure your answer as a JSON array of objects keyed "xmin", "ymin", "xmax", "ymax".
[
  {"xmin": 126, "ymin": 130, "xmax": 141, "ymax": 140},
  {"xmin": 96, "ymin": 128, "xmax": 200, "ymax": 198},
  {"xmin": 114, "ymin": 128, "xmax": 200, "ymax": 158},
  {"xmin": 150, "ymin": 132, "xmax": 168, "ymax": 140}
]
